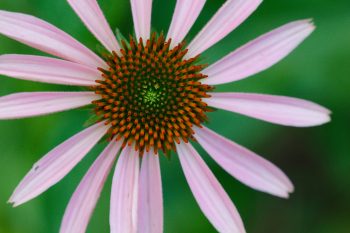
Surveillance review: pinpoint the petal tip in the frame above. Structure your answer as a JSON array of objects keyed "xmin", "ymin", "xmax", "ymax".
[
  {"xmin": 300, "ymin": 18, "xmax": 316, "ymax": 32},
  {"xmin": 7, "ymin": 196, "xmax": 20, "ymax": 207},
  {"xmin": 8, "ymin": 192, "xmax": 16, "ymax": 204},
  {"xmin": 275, "ymin": 182, "xmax": 294, "ymax": 199},
  {"xmin": 265, "ymin": 179, "xmax": 295, "ymax": 199},
  {"xmin": 305, "ymin": 113, "xmax": 331, "ymax": 127},
  {"xmin": 288, "ymin": 183, "xmax": 295, "ymax": 193},
  {"xmin": 271, "ymin": 188, "xmax": 293, "ymax": 199},
  {"xmin": 8, "ymin": 192, "xmax": 22, "ymax": 207},
  {"xmin": 320, "ymin": 114, "xmax": 332, "ymax": 125},
  {"xmin": 11, "ymin": 202, "xmax": 20, "ymax": 208},
  {"xmin": 280, "ymin": 192, "xmax": 290, "ymax": 199},
  {"xmin": 7, "ymin": 198, "xmax": 14, "ymax": 206},
  {"xmin": 290, "ymin": 104, "xmax": 332, "ymax": 127}
]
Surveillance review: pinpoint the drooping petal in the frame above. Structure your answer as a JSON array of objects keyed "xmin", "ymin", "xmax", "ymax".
[
  {"xmin": 202, "ymin": 20, "xmax": 315, "ymax": 85},
  {"xmin": 167, "ymin": 0, "xmax": 206, "ymax": 47},
  {"xmin": 176, "ymin": 141, "xmax": 245, "ymax": 233},
  {"xmin": 60, "ymin": 140, "xmax": 122, "ymax": 233},
  {"xmin": 0, "ymin": 10, "xmax": 105, "ymax": 68},
  {"xmin": 0, "ymin": 55, "xmax": 100, "ymax": 86},
  {"xmin": 130, "ymin": 0, "xmax": 153, "ymax": 40},
  {"xmin": 186, "ymin": 0, "xmax": 262, "ymax": 58},
  {"xmin": 9, "ymin": 121, "xmax": 109, "ymax": 207},
  {"xmin": 110, "ymin": 146, "xmax": 139, "ymax": 233},
  {"xmin": 137, "ymin": 152, "xmax": 163, "ymax": 233},
  {"xmin": 67, "ymin": 0, "xmax": 120, "ymax": 52},
  {"xmin": 205, "ymin": 93, "xmax": 331, "ymax": 127},
  {"xmin": 0, "ymin": 92, "xmax": 98, "ymax": 120},
  {"xmin": 194, "ymin": 126, "xmax": 294, "ymax": 198}
]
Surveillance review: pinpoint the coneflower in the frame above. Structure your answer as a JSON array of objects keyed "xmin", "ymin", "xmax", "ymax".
[{"xmin": 0, "ymin": 0, "xmax": 330, "ymax": 232}]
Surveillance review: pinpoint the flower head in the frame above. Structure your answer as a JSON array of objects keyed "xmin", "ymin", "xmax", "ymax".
[
  {"xmin": 93, "ymin": 33, "xmax": 213, "ymax": 155},
  {"xmin": 0, "ymin": 0, "xmax": 330, "ymax": 233}
]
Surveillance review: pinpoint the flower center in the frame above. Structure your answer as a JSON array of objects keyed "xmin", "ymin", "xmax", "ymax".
[
  {"xmin": 92, "ymin": 33, "xmax": 213, "ymax": 155},
  {"xmin": 142, "ymin": 88, "xmax": 161, "ymax": 105}
]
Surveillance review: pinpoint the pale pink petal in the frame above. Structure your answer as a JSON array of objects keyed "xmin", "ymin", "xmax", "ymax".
[
  {"xmin": 0, "ymin": 92, "xmax": 98, "ymax": 120},
  {"xmin": 110, "ymin": 146, "xmax": 139, "ymax": 233},
  {"xmin": 205, "ymin": 93, "xmax": 331, "ymax": 127},
  {"xmin": 0, "ymin": 10, "xmax": 105, "ymax": 68},
  {"xmin": 137, "ymin": 152, "xmax": 163, "ymax": 233},
  {"xmin": 203, "ymin": 20, "xmax": 315, "ymax": 85},
  {"xmin": 186, "ymin": 0, "xmax": 262, "ymax": 58},
  {"xmin": 167, "ymin": 0, "xmax": 206, "ymax": 47},
  {"xmin": 194, "ymin": 126, "xmax": 294, "ymax": 198},
  {"xmin": 9, "ymin": 121, "xmax": 109, "ymax": 207},
  {"xmin": 0, "ymin": 55, "xmax": 100, "ymax": 86},
  {"xmin": 67, "ymin": 0, "xmax": 120, "ymax": 52},
  {"xmin": 130, "ymin": 0, "xmax": 153, "ymax": 40},
  {"xmin": 176, "ymin": 141, "xmax": 245, "ymax": 233},
  {"xmin": 60, "ymin": 140, "xmax": 122, "ymax": 233}
]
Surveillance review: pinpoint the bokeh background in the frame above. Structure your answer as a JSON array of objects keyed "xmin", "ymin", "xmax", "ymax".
[{"xmin": 0, "ymin": 0, "xmax": 349, "ymax": 232}]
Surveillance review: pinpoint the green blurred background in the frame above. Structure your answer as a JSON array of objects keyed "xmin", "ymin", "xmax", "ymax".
[{"xmin": 0, "ymin": 0, "xmax": 349, "ymax": 232}]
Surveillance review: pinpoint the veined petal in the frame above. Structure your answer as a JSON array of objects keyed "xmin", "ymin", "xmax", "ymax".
[
  {"xmin": 205, "ymin": 93, "xmax": 331, "ymax": 127},
  {"xmin": 67, "ymin": 0, "xmax": 120, "ymax": 52},
  {"xmin": 0, "ymin": 55, "xmax": 100, "ymax": 86},
  {"xmin": 130, "ymin": 0, "xmax": 153, "ymax": 40},
  {"xmin": 0, "ymin": 10, "xmax": 105, "ymax": 68},
  {"xmin": 137, "ymin": 152, "xmax": 163, "ymax": 233},
  {"xmin": 60, "ymin": 140, "xmax": 122, "ymax": 233},
  {"xmin": 9, "ymin": 121, "xmax": 109, "ymax": 207},
  {"xmin": 186, "ymin": 0, "xmax": 262, "ymax": 58},
  {"xmin": 176, "ymin": 141, "xmax": 245, "ymax": 233},
  {"xmin": 167, "ymin": 0, "xmax": 206, "ymax": 47},
  {"xmin": 194, "ymin": 126, "xmax": 294, "ymax": 198},
  {"xmin": 110, "ymin": 146, "xmax": 139, "ymax": 233},
  {"xmin": 0, "ymin": 92, "xmax": 98, "ymax": 120},
  {"xmin": 203, "ymin": 20, "xmax": 315, "ymax": 85}
]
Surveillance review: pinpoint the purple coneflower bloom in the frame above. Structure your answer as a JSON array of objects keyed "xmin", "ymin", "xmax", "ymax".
[{"xmin": 0, "ymin": 0, "xmax": 330, "ymax": 232}]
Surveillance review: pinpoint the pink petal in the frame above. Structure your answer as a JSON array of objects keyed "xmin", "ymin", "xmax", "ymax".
[
  {"xmin": 110, "ymin": 146, "xmax": 139, "ymax": 233},
  {"xmin": 0, "ymin": 92, "xmax": 98, "ymax": 120},
  {"xmin": 67, "ymin": 0, "xmax": 120, "ymax": 52},
  {"xmin": 0, "ymin": 10, "xmax": 105, "ymax": 68},
  {"xmin": 203, "ymin": 20, "xmax": 315, "ymax": 85},
  {"xmin": 130, "ymin": 0, "xmax": 153, "ymax": 40},
  {"xmin": 205, "ymin": 92, "xmax": 331, "ymax": 127},
  {"xmin": 186, "ymin": 0, "xmax": 262, "ymax": 58},
  {"xmin": 176, "ymin": 141, "xmax": 245, "ymax": 233},
  {"xmin": 9, "ymin": 121, "xmax": 109, "ymax": 207},
  {"xmin": 0, "ymin": 55, "xmax": 100, "ymax": 86},
  {"xmin": 60, "ymin": 140, "xmax": 122, "ymax": 233},
  {"xmin": 167, "ymin": 0, "xmax": 206, "ymax": 47},
  {"xmin": 194, "ymin": 126, "xmax": 294, "ymax": 198},
  {"xmin": 137, "ymin": 152, "xmax": 163, "ymax": 233}
]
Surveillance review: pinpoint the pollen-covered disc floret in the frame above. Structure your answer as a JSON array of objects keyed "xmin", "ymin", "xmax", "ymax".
[{"xmin": 92, "ymin": 33, "xmax": 213, "ymax": 155}]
